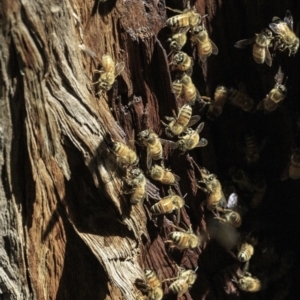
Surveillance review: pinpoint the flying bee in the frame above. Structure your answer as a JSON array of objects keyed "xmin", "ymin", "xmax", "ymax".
[
  {"xmin": 237, "ymin": 242, "xmax": 254, "ymax": 262},
  {"xmin": 234, "ymin": 273, "xmax": 262, "ymax": 292},
  {"xmin": 136, "ymin": 269, "xmax": 163, "ymax": 300},
  {"xmin": 93, "ymin": 54, "xmax": 125, "ymax": 93},
  {"xmin": 197, "ymin": 167, "xmax": 226, "ymax": 212},
  {"xmin": 165, "ymin": 224, "xmax": 200, "ymax": 250},
  {"xmin": 150, "ymin": 187, "xmax": 184, "ymax": 216},
  {"xmin": 174, "ymin": 123, "xmax": 208, "ymax": 153},
  {"xmin": 149, "ymin": 165, "xmax": 180, "ymax": 186},
  {"xmin": 235, "ymin": 28, "xmax": 274, "ymax": 66},
  {"xmin": 181, "ymin": 74, "xmax": 201, "ymax": 105},
  {"xmin": 168, "ymin": 27, "xmax": 190, "ymax": 52},
  {"xmin": 190, "ymin": 23, "xmax": 219, "ymax": 62},
  {"xmin": 138, "ymin": 130, "xmax": 168, "ymax": 169},
  {"xmin": 168, "ymin": 268, "xmax": 197, "ymax": 297},
  {"xmin": 269, "ymin": 10, "xmax": 299, "ymax": 56},
  {"xmin": 214, "ymin": 209, "xmax": 242, "ymax": 228},
  {"xmin": 166, "ymin": 1, "xmax": 204, "ymax": 32},
  {"xmin": 170, "ymin": 51, "xmax": 194, "ymax": 75},
  {"xmin": 125, "ymin": 168, "xmax": 147, "ymax": 205},
  {"xmin": 257, "ymin": 66, "xmax": 287, "ymax": 113},
  {"xmin": 109, "ymin": 141, "xmax": 139, "ymax": 166},
  {"xmin": 207, "ymin": 85, "xmax": 228, "ymax": 120},
  {"xmin": 161, "ymin": 104, "xmax": 201, "ymax": 137},
  {"xmin": 281, "ymin": 148, "xmax": 300, "ymax": 180},
  {"xmin": 228, "ymin": 87, "xmax": 254, "ymax": 112}
]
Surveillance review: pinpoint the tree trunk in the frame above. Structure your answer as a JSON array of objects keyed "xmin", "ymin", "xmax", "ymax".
[{"xmin": 0, "ymin": 0, "xmax": 299, "ymax": 299}]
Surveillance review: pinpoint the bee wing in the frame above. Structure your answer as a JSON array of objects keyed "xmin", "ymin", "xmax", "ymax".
[
  {"xmin": 186, "ymin": 115, "xmax": 201, "ymax": 128},
  {"xmin": 195, "ymin": 122, "xmax": 205, "ymax": 134},
  {"xmin": 146, "ymin": 149, "xmax": 153, "ymax": 169},
  {"xmin": 199, "ymin": 53, "xmax": 208, "ymax": 63},
  {"xmin": 210, "ymin": 40, "xmax": 219, "ymax": 55},
  {"xmin": 269, "ymin": 22, "xmax": 287, "ymax": 36},
  {"xmin": 234, "ymin": 38, "xmax": 255, "ymax": 49},
  {"xmin": 195, "ymin": 138, "xmax": 208, "ymax": 148},
  {"xmin": 160, "ymin": 138, "xmax": 178, "ymax": 149},
  {"xmin": 173, "ymin": 174, "xmax": 181, "ymax": 182},
  {"xmin": 114, "ymin": 62, "xmax": 125, "ymax": 77},
  {"xmin": 284, "ymin": 10, "xmax": 294, "ymax": 31},
  {"xmin": 265, "ymin": 47, "xmax": 272, "ymax": 67}
]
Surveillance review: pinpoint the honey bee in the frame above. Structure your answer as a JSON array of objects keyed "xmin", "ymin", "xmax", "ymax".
[
  {"xmin": 172, "ymin": 78, "xmax": 183, "ymax": 99},
  {"xmin": 269, "ymin": 10, "xmax": 299, "ymax": 56},
  {"xmin": 237, "ymin": 242, "xmax": 254, "ymax": 262},
  {"xmin": 234, "ymin": 28, "xmax": 274, "ymax": 66},
  {"xmin": 171, "ymin": 51, "xmax": 194, "ymax": 75},
  {"xmin": 125, "ymin": 168, "xmax": 147, "ymax": 205},
  {"xmin": 136, "ymin": 269, "xmax": 163, "ymax": 300},
  {"xmin": 109, "ymin": 141, "xmax": 139, "ymax": 166},
  {"xmin": 149, "ymin": 165, "xmax": 180, "ymax": 185},
  {"xmin": 228, "ymin": 87, "xmax": 254, "ymax": 112},
  {"xmin": 161, "ymin": 104, "xmax": 200, "ymax": 137},
  {"xmin": 207, "ymin": 86, "xmax": 228, "ymax": 121},
  {"xmin": 235, "ymin": 273, "xmax": 262, "ymax": 292},
  {"xmin": 168, "ymin": 27, "xmax": 190, "ymax": 52},
  {"xmin": 168, "ymin": 268, "xmax": 197, "ymax": 297},
  {"xmin": 197, "ymin": 167, "xmax": 226, "ymax": 212},
  {"xmin": 138, "ymin": 130, "xmax": 164, "ymax": 169},
  {"xmin": 249, "ymin": 177, "xmax": 267, "ymax": 209},
  {"xmin": 281, "ymin": 148, "xmax": 300, "ymax": 180},
  {"xmin": 165, "ymin": 225, "xmax": 200, "ymax": 250},
  {"xmin": 175, "ymin": 123, "xmax": 208, "ymax": 153},
  {"xmin": 257, "ymin": 67, "xmax": 287, "ymax": 113},
  {"xmin": 214, "ymin": 209, "xmax": 242, "ymax": 228},
  {"xmin": 181, "ymin": 74, "xmax": 201, "ymax": 105},
  {"xmin": 150, "ymin": 187, "xmax": 184, "ymax": 215},
  {"xmin": 166, "ymin": 1, "xmax": 204, "ymax": 32},
  {"xmin": 93, "ymin": 54, "xmax": 125, "ymax": 93},
  {"xmin": 190, "ymin": 23, "xmax": 219, "ymax": 62}
]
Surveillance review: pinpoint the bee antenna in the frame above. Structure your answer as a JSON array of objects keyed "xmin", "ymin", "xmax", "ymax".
[{"xmin": 183, "ymin": 193, "xmax": 188, "ymax": 198}]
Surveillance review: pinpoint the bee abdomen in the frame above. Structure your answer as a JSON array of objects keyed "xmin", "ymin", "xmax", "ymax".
[
  {"xmin": 237, "ymin": 243, "xmax": 254, "ymax": 262},
  {"xmin": 252, "ymin": 44, "xmax": 265, "ymax": 64}
]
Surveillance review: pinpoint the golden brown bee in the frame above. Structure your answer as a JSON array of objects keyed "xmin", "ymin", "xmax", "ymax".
[
  {"xmin": 228, "ymin": 87, "xmax": 254, "ymax": 112},
  {"xmin": 257, "ymin": 67, "xmax": 287, "ymax": 113},
  {"xmin": 166, "ymin": 1, "xmax": 203, "ymax": 32},
  {"xmin": 190, "ymin": 23, "xmax": 218, "ymax": 62},
  {"xmin": 207, "ymin": 86, "xmax": 228, "ymax": 120},
  {"xmin": 138, "ymin": 130, "xmax": 164, "ymax": 169},
  {"xmin": 236, "ymin": 273, "xmax": 262, "ymax": 292},
  {"xmin": 168, "ymin": 268, "xmax": 197, "ymax": 297},
  {"xmin": 214, "ymin": 209, "xmax": 242, "ymax": 228},
  {"xmin": 172, "ymin": 79, "xmax": 183, "ymax": 99},
  {"xmin": 168, "ymin": 28, "xmax": 189, "ymax": 52},
  {"xmin": 281, "ymin": 148, "xmax": 300, "ymax": 180},
  {"xmin": 125, "ymin": 168, "xmax": 147, "ymax": 205},
  {"xmin": 237, "ymin": 242, "xmax": 254, "ymax": 262},
  {"xmin": 197, "ymin": 167, "xmax": 226, "ymax": 212},
  {"xmin": 161, "ymin": 104, "xmax": 200, "ymax": 137},
  {"xmin": 269, "ymin": 10, "xmax": 299, "ymax": 56},
  {"xmin": 235, "ymin": 28, "xmax": 274, "ymax": 66},
  {"xmin": 136, "ymin": 269, "xmax": 163, "ymax": 300},
  {"xmin": 165, "ymin": 225, "xmax": 200, "ymax": 250},
  {"xmin": 171, "ymin": 51, "xmax": 194, "ymax": 75},
  {"xmin": 149, "ymin": 165, "xmax": 180, "ymax": 186},
  {"xmin": 181, "ymin": 74, "xmax": 201, "ymax": 105},
  {"xmin": 109, "ymin": 141, "xmax": 139, "ymax": 166},
  {"xmin": 93, "ymin": 54, "xmax": 125, "ymax": 93},
  {"xmin": 150, "ymin": 187, "xmax": 184, "ymax": 215},
  {"xmin": 174, "ymin": 123, "xmax": 208, "ymax": 153}
]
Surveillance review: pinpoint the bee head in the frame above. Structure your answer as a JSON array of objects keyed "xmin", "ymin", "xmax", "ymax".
[{"xmin": 130, "ymin": 168, "xmax": 141, "ymax": 177}]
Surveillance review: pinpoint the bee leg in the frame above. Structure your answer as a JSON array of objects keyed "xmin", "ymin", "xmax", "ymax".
[{"xmin": 175, "ymin": 209, "xmax": 181, "ymax": 226}]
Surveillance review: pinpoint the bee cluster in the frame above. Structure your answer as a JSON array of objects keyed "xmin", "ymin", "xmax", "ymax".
[{"xmin": 91, "ymin": 1, "xmax": 299, "ymax": 299}]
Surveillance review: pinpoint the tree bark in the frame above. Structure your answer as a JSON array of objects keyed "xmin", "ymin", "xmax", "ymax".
[{"xmin": 1, "ymin": 0, "xmax": 299, "ymax": 299}]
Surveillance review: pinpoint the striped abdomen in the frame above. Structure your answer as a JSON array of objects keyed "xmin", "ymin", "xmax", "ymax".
[{"xmin": 237, "ymin": 243, "xmax": 254, "ymax": 262}]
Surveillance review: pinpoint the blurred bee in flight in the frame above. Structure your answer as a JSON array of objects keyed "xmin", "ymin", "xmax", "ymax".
[
  {"xmin": 235, "ymin": 28, "xmax": 274, "ymax": 67},
  {"xmin": 281, "ymin": 148, "xmax": 300, "ymax": 180}
]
